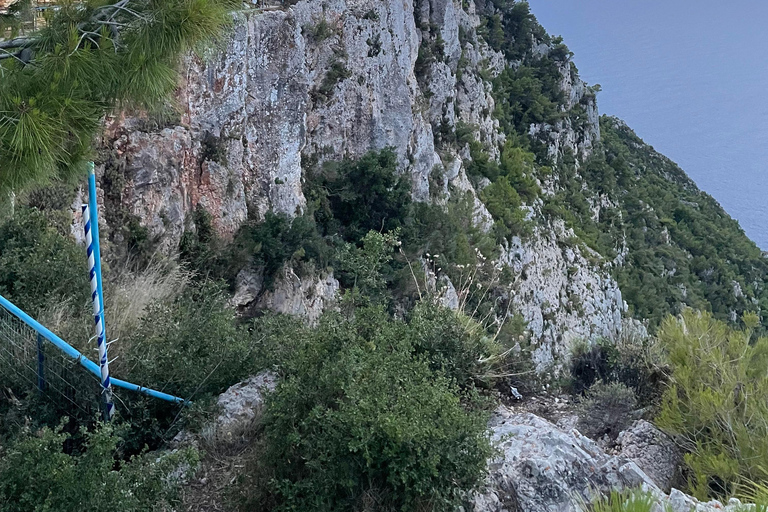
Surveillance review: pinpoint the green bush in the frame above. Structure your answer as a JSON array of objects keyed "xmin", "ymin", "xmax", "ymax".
[
  {"xmin": 655, "ymin": 310, "xmax": 768, "ymax": 499},
  {"xmin": 577, "ymin": 382, "xmax": 637, "ymax": 441},
  {"xmin": 239, "ymin": 304, "xmax": 494, "ymax": 512},
  {"xmin": 0, "ymin": 208, "xmax": 88, "ymax": 315},
  {"xmin": 236, "ymin": 211, "xmax": 328, "ymax": 289},
  {"xmin": 0, "ymin": 423, "xmax": 198, "ymax": 512},
  {"xmin": 567, "ymin": 334, "xmax": 666, "ymax": 407},
  {"xmin": 406, "ymin": 301, "xmax": 503, "ymax": 388},
  {"xmin": 480, "ymin": 176, "xmax": 528, "ymax": 242},
  {"xmin": 123, "ymin": 280, "xmax": 252, "ymax": 398},
  {"xmin": 306, "ymin": 149, "xmax": 411, "ymax": 244}
]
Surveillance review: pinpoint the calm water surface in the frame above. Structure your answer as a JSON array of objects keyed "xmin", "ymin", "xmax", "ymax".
[{"xmin": 530, "ymin": 0, "xmax": 768, "ymax": 249}]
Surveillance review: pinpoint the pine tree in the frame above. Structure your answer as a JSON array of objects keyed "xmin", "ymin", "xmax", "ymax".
[{"xmin": 0, "ymin": 0, "xmax": 239, "ymax": 194}]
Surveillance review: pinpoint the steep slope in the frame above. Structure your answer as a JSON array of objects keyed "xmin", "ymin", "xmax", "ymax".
[
  {"xmin": 589, "ymin": 118, "xmax": 768, "ymax": 329},
  {"xmin": 95, "ymin": 0, "xmax": 767, "ymax": 371}
]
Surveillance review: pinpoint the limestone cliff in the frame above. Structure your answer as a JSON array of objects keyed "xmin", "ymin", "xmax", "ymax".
[{"xmin": 99, "ymin": 0, "xmax": 625, "ymax": 370}]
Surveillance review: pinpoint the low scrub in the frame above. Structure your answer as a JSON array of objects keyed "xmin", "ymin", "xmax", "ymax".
[
  {"xmin": 577, "ymin": 381, "xmax": 637, "ymax": 441},
  {"xmin": 122, "ymin": 280, "xmax": 252, "ymax": 398},
  {"xmin": 0, "ymin": 423, "xmax": 198, "ymax": 512},
  {"xmin": 568, "ymin": 327, "xmax": 666, "ymax": 407},
  {"xmin": 237, "ymin": 301, "xmax": 499, "ymax": 512},
  {"xmin": 656, "ymin": 310, "xmax": 768, "ymax": 499}
]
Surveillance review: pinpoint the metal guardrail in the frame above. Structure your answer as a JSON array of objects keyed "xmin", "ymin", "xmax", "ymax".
[{"xmin": 0, "ymin": 294, "xmax": 186, "ymax": 412}]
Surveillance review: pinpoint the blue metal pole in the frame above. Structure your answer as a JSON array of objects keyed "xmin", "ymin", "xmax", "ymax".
[
  {"xmin": 87, "ymin": 163, "xmax": 106, "ymax": 315},
  {"xmin": 0, "ymin": 294, "xmax": 187, "ymax": 405},
  {"xmin": 85, "ymin": 163, "xmax": 114, "ymax": 420}
]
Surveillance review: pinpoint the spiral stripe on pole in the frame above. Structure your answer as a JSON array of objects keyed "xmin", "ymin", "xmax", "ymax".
[{"xmin": 82, "ymin": 204, "xmax": 114, "ymax": 419}]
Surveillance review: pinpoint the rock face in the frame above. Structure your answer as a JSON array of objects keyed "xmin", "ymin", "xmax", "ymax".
[
  {"xmin": 502, "ymin": 222, "xmax": 625, "ymax": 370},
  {"xmin": 215, "ymin": 371, "xmax": 276, "ymax": 434},
  {"xmin": 616, "ymin": 420, "xmax": 683, "ymax": 492},
  {"xmin": 474, "ymin": 409, "xmax": 655, "ymax": 512},
  {"xmin": 473, "ymin": 409, "xmax": 754, "ymax": 512},
  {"xmin": 101, "ymin": 0, "xmax": 625, "ymax": 356}
]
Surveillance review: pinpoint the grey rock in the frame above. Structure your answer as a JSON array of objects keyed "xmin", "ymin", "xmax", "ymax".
[
  {"xmin": 473, "ymin": 410, "xmax": 755, "ymax": 512},
  {"xmin": 473, "ymin": 409, "xmax": 658, "ymax": 512},
  {"xmin": 216, "ymin": 371, "xmax": 277, "ymax": 433},
  {"xmin": 256, "ymin": 267, "xmax": 339, "ymax": 324},
  {"xmin": 617, "ymin": 420, "xmax": 682, "ymax": 491}
]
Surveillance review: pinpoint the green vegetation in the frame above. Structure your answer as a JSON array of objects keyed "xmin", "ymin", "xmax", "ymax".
[
  {"xmin": 577, "ymin": 382, "xmax": 637, "ymax": 441},
  {"xmin": 0, "ymin": 199, "xmax": 509, "ymax": 512},
  {"xmin": 245, "ymin": 310, "xmax": 493, "ymax": 511},
  {"xmin": 307, "ymin": 149, "xmax": 411, "ymax": 243},
  {"xmin": 474, "ymin": 0, "xmax": 767, "ymax": 333},
  {"xmin": 567, "ymin": 333, "xmax": 667, "ymax": 406},
  {"xmin": 0, "ymin": 208, "xmax": 88, "ymax": 316},
  {"xmin": 122, "ymin": 281, "xmax": 252, "ymax": 398},
  {"xmin": 656, "ymin": 310, "xmax": 768, "ymax": 499},
  {"xmin": 0, "ymin": 0, "xmax": 238, "ymax": 194},
  {"xmin": 313, "ymin": 59, "xmax": 352, "ymax": 103},
  {"xmin": 304, "ymin": 18, "xmax": 335, "ymax": 42},
  {"xmin": 0, "ymin": 423, "xmax": 198, "ymax": 512},
  {"xmin": 238, "ymin": 266, "xmax": 499, "ymax": 511},
  {"xmin": 587, "ymin": 489, "xmax": 657, "ymax": 512},
  {"xmin": 575, "ymin": 119, "xmax": 768, "ymax": 330}
]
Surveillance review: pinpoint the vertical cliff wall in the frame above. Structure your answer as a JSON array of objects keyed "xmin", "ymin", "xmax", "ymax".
[{"xmin": 100, "ymin": 0, "xmax": 626, "ymax": 370}]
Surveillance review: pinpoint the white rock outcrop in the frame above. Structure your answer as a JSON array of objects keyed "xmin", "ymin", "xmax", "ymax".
[
  {"xmin": 473, "ymin": 409, "xmax": 755, "ymax": 512},
  {"xmin": 502, "ymin": 222, "xmax": 625, "ymax": 370},
  {"xmin": 102, "ymin": 0, "xmax": 625, "ymax": 356}
]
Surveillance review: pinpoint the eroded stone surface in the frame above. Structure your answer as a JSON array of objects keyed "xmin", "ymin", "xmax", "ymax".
[
  {"xmin": 103, "ymin": 0, "xmax": 624, "ymax": 353},
  {"xmin": 473, "ymin": 409, "xmax": 755, "ymax": 512}
]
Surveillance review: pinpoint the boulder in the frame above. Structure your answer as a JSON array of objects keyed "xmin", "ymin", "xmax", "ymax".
[
  {"xmin": 215, "ymin": 371, "xmax": 277, "ymax": 433},
  {"xmin": 616, "ymin": 420, "xmax": 682, "ymax": 491},
  {"xmin": 473, "ymin": 408, "xmax": 657, "ymax": 512},
  {"xmin": 473, "ymin": 408, "xmax": 754, "ymax": 512}
]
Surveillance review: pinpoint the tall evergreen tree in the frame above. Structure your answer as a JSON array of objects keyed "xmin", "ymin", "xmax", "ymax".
[{"xmin": 0, "ymin": 0, "xmax": 238, "ymax": 194}]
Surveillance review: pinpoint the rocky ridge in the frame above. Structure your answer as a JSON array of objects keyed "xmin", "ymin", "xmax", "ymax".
[
  {"xmin": 98, "ymin": 0, "xmax": 626, "ymax": 370},
  {"xmin": 194, "ymin": 376, "xmax": 754, "ymax": 512}
]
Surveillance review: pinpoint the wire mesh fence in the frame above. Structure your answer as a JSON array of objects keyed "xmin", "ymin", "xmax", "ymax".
[{"xmin": 0, "ymin": 304, "xmax": 102, "ymax": 419}]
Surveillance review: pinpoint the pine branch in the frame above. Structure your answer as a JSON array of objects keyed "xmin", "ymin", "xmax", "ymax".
[{"xmin": 0, "ymin": 0, "xmax": 240, "ymax": 194}]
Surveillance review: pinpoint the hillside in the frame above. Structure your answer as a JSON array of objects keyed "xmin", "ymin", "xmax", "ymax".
[{"xmin": 2, "ymin": 1, "xmax": 768, "ymax": 511}]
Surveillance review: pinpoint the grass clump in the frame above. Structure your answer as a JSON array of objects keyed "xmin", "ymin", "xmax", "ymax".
[{"xmin": 587, "ymin": 489, "xmax": 657, "ymax": 512}]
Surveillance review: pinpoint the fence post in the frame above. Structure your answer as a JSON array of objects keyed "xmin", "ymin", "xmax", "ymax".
[
  {"xmin": 36, "ymin": 333, "xmax": 45, "ymax": 393},
  {"xmin": 83, "ymin": 162, "xmax": 114, "ymax": 420}
]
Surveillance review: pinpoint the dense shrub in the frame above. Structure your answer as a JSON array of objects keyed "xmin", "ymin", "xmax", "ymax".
[
  {"xmin": 656, "ymin": 310, "xmax": 768, "ymax": 499},
  {"xmin": 0, "ymin": 208, "xmax": 88, "ymax": 315},
  {"xmin": 239, "ymin": 303, "xmax": 496, "ymax": 512},
  {"xmin": 181, "ymin": 207, "xmax": 329, "ymax": 290},
  {"xmin": 0, "ymin": 423, "xmax": 198, "ymax": 512},
  {"xmin": 577, "ymin": 382, "xmax": 637, "ymax": 441},
  {"xmin": 567, "ymin": 333, "xmax": 666, "ymax": 407},
  {"xmin": 123, "ymin": 280, "xmax": 252, "ymax": 398},
  {"xmin": 568, "ymin": 339, "xmax": 617, "ymax": 395},
  {"xmin": 305, "ymin": 148, "xmax": 411, "ymax": 243},
  {"xmin": 235, "ymin": 211, "xmax": 328, "ymax": 289}
]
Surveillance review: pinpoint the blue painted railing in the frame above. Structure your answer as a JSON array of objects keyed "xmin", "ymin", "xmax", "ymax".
[{"xmin": 0, "ymin": 294, "xmax": 186, "ymax": 405}]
